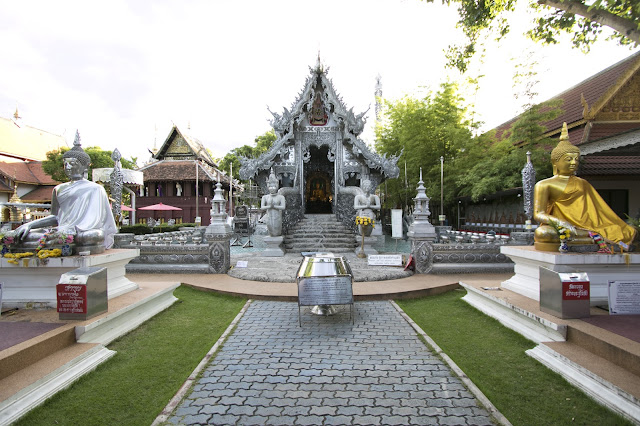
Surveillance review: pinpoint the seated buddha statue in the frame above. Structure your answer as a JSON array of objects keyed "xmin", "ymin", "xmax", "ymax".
[
  {"xmin": 311, "ymin": 182, "xmax": 326, "ymax": 201},
  {"xmin": 14, "ymin": 132, "xmax": 118, "ymax": 253},
  {"xmin": 533, "ymin": 123, "xmax": 637, "ymax": 251}
]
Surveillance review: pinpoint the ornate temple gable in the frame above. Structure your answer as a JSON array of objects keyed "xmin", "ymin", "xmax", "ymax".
[
  {"xmin": 585, "ymin": 53, "xmax": 640, "ymax": 121},
  {"xmin": 239, "ymin": 58, "xmax": 400, "ymax": 180},
  {"xmin": 154, "ymin": 125, "xmax": 217, "ymax": 167},
  {"xmin": 594, "ymin": 72, "xmax": 640, "ymax": 122}
]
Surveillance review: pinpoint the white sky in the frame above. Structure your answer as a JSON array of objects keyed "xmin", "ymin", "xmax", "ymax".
[{"xmin": 1, "ymin": 0, "xmax": 637, "ymax": 167}]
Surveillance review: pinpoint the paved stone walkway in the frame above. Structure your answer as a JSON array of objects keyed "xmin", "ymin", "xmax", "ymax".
[{"xmin": 168, "ymin": 301, "xmax": 495, "ymax": 425}]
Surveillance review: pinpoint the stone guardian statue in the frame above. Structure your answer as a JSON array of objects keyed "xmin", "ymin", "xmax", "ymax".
[
  {"xmin": 15, "ymin": 131, "xmax": 118, "ymax": 253},
  {"xmin": 353, "ymin": 179, "xmax": 381, "ymax": 235},
  {"xmin": 261, "ymin": 169, "xmax": 286, "ymax": 237}
]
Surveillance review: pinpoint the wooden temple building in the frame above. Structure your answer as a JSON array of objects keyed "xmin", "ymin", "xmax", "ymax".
[
  {"xmin": 136, "ymin": 125, "xmax": 236, "ymax": 225},
  {"xmin": 461, "ymin": 50, "xmax": 640, "ymax": 232}
]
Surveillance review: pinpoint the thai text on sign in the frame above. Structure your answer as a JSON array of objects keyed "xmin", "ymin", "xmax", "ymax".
[
  {"xmin": 57, "ymin": 284, "xmax": 87, "ymax": 314},
  {"xmin": 562, "ymin": 281, "xmax": 589, "ymax": 300}
]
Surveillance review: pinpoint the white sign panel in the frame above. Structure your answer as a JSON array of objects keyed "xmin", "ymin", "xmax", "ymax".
[
  {"xmin": 391, "ymin": 209, "xmax": 403, "ymax": 239},
  {"xmin": 235, "ymin": 261, "xmax": 248, "ymax": 268},
  {"xmin": 608, "ymin": 280, "xmax": 640, "ymax": 315},
  {"xmin": 368, "ymin": 254, "xmax": 403, "ymax": 266}
]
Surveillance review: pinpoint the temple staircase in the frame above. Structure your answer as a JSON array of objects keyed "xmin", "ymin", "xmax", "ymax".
[{"xmin": 284, "ymin": 214, "xmax": 357, "ymax": 253}]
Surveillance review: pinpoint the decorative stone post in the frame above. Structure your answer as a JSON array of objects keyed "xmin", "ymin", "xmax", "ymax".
[
  {"xmin": 408, "ymin": 168, "xmax": 437, "ymax": 273},
  {"xmin": 205, "ymin": 182, "xmax": 232, "ymax": 273},
  {"xmin": 511, "ymin": 151, "xmax": 536, "ymax": 246}
]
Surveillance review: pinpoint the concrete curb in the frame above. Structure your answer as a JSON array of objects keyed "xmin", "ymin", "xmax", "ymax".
[
  {"xmin": 151, "ymin": 299, "xmax": 252, "ymax": 426},
  {"xmin": 390, "ymin": 300, "xmax": 512, "ymax": 426}
]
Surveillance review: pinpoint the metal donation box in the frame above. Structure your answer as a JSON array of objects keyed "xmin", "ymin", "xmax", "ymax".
[
  {"xmin": 539, "ymin": 266, "xmax": 590, "ymax": 319},
  {"xmin": 57, "ymin": 267, "xmax": 108, "ymax": 320},
  {"xmin": 296, "ymin": 253, "xmax": 354, "ymax": 325}
]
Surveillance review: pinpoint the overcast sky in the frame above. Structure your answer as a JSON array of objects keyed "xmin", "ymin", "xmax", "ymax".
[{"xmin": 1, "ymin": 0, "xmax": 637, "ymax": 167}]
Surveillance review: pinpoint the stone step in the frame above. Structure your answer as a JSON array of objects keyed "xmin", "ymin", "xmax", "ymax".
[{"xmin": 284, "ymin": 214, "xmax": 356, "ymax": 254}]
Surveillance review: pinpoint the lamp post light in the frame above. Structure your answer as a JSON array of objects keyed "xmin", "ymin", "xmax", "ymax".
[{"xmin": 440, "ymin": 156, "xmax": 444, "ymax": 226}]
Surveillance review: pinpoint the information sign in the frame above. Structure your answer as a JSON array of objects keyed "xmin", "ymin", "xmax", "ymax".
[
  {"xmin": 368, "ymin": 254, "xmax": 403, "ymax": 266},
  {"xmin": 56, "ymin": 284, "xmax": 87, "ymax": 314},
  {"xmin": 608, "ymin": 281, "xmax": 640, "ymax": 315},
  {"xmin": 562, "ymin": 281, "xmax": 589, "ymax": 300},
  {"xmin": 391, "ymin": 209, "xmax": 403, "ymax": 239},
  {"xmin": 297, "ymin": 276, "xmax": 353, "ymax": 306},
  {"xmin": 235, "ymin": 260, "xmax": 248, "ymax": 268}
]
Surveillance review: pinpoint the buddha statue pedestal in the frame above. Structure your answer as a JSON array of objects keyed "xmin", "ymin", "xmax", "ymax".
[
  {"xmin": 0, "ymin": 248, "xmax": 140, "ymax": 309},
  {"xmin": 500, "ymin": 246, "xmax": 640, "ymax": 306},
  {"xmin": 263, "ymin": 235, "xmax": 285, "ymax": 257}
]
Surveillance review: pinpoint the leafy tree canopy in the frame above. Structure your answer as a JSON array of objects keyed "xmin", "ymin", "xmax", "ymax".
[
  {"xmin": 375, "ymin": 82, "xmax": 474, "ymax": 211},
  {"xmin": 218, "ymin": 130, "xmax": 276, "ymax": 181},
  {"xmin": 43, "ymin": 147, "xmax": 137, "ymax": 182},
  {"xmin": 424, "ymin": 0, "xmax": 640, "ymax": 72}
]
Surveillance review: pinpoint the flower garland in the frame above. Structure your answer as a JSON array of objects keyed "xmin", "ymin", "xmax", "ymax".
[
  {"xmin": 35, "ymin": 230, "xmax": 74, "ymax": 251},
  {"xmin": 549, "ymin": 219, "xmax": 571, "ymax": 252},
  {"xmin": 37, "ymin": 248, "xmax": 62, "ymax": 259},
  {"xmin": 355, "ymin": 216, "xmax": 375, "ymax": 227},
  {"xmin": 588, "ymin": 231, "xmax": 612, "ymax": 254},
  {"xmin": 4, "ymin": 252, "xmax": 34, "ymax": 265}
]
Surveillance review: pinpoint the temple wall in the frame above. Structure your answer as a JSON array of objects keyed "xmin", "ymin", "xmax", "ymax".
[{"xmin": 589, "ymin": 179, "xmax": 640, "ymax": 218}]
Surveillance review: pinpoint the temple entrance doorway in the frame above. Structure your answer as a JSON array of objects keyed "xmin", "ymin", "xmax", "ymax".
[{"xmin": 304, "ymin": 146, "xmax": 334, "ymax": 214}]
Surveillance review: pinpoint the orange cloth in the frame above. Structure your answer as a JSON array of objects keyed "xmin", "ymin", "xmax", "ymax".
[{"xmin": 548, "ymin": 176, "xmax": 637, "ymax": 245}]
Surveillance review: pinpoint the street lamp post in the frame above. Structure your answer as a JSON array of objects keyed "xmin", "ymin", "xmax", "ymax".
[{"xmin": 440, "ymin": 156, "xmax": 444, "ymax": 226}]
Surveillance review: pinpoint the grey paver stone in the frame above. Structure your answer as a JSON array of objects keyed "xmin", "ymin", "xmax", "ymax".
[
  {"xmin": 392, "ymin": 406, "xmax": 419, "ymax": 416},
  {"xmin": 175, "ymin": 406, "xmax": 200, "ymax": 417},
  {"xmin": 453, "ymin": 398, "xmax": 479, "ymax": 407},
  {"xmin": 295, "ymin": 415, "xmax": 325, "ymax": 425},
  {"xmin": 336, "ymin": 406, "xmax": 364, "ymax": 416},
  {"xmin": 325, "ymin": 415, "xmax": 354, "ymax": 425},
  {"xmin": 181, "ymin": 414, "xmax": 211, "ymax": 424},
  {"xmin": 208, "ymin": 414, "xmax": 239, "ymax": 424},
  {"xmin": 199, "ymin": 404, "xmax": 229, "ymax": 415},
  {"xmin": 237, "ymin": 415, "xmax": 269, "ymax": 425},
  {"xmin": 409, "ymin": 415, "xmax": 441, "ymax": 425},
  {"xmin": 281, "ymin": 406, "xmax": 311, "ymax": 416},
  {"xmin": 217, "ymin": 396, "xmax": 245, "ymax": 405},
  {"xmin": 439, "ymin": 415, "xmax": 469, "ymax": 425},
  {"xmin": 190, "ymin": 397, "xmax": 220, "ymax": 406},
  {"xmin": 227, "ymin": 405, "xmax": 256, "ymax": 416},
  {"xmin": 296, "ymin": 397, "xmax": 324, "ymax": 406},
  {"xmin": 353, "ymin": 415, "xmax": 383, "ymax": 425},
  {"xmin": 467, "ymin": 415, "xmax": 494, "ymax": 425},
  {"xmin": 379, "ymin": 415, "xmax": 411, "ymax": 425},
  {"xmin": 309, "ymin": 405, "xmax": 337, "ymax": 416}
]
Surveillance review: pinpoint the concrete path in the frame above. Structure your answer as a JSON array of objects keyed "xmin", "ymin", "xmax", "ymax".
[{"xmin": 167, "ymin": 301, "xmax": 495, "ymax": 425}]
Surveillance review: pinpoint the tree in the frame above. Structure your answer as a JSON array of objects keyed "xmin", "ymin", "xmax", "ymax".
[
  {"xmin": 427, "ymin": 0, "xmax": 640, "ymax": 72},
  {"xmin": 375, "ymin": 83, "xmax": 474, "ymax": 212},
  {"xmin": 42, "ymin": 147, "xmax": 137, "ymax": 182},
  {"xmin": 456, "ymin": 99, "xmax": 562, "ymax": 200},
  {"xmin": 219, "ymin": 130, "xmax": 276, "ymax": 181}
]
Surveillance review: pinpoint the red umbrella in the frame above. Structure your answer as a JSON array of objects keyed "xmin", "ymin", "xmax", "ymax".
[
  {"xmin": 120, "ymin": 204, "xmax": 134, "ymax": 212},
  {"xmin": 138, "ymin": 202, "xmax": 182, "ymax": 211}
]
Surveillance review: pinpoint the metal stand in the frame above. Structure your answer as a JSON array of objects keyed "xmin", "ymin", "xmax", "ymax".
[{"xmin": 242, "ymin": 209, "xmax": 257, "ymax": 249}]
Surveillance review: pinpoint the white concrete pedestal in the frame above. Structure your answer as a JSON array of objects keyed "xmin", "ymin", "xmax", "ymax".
[
  {"xmin": 262, "ymin": 236, "xmax": 285, "ymax": 257},
  {"xmin": 1, "ymin": 249, "xmax": 140, "ymax": 309},
  {"xmin": 500, "ymin": 246, "xmax": 640, "ymax": 305}
]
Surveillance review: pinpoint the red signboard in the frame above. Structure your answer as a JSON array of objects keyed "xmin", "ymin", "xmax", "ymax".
[
  {"xmin": 562, "ymin": 281, "xmax": 590, "ymax": 300},
  {"xmin": 57, "ymin": 284, "xmax": 87, "ymax": 314}
]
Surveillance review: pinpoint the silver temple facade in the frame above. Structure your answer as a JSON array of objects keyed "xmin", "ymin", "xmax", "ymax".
[{"xmin": 239, "ymin": 58, "xmax": 400, "ymax": 232}]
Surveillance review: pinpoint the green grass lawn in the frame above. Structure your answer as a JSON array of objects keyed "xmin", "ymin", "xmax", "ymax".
[
  {"xmin": 397, "ymin": 289, "xmax": 632, "ymax": 426},
  {"xmin": 15, "ymin": 285, "xmax": 246, "ymax": 426}
]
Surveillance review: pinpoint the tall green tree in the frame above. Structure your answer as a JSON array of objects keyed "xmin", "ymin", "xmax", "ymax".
[
  {"xmin": 376, "ymin": 83, "xmax": 474, "ymax": 211},
  {"xmin": 424, "ymin": 0, "xmax": 640, "ymax": 72},
  {"xmin": 42, "ymin": 147, "xmax": 137, "ymax": 182},
  {"xmin": 219, "ymin": 130, "xmax": 276, "ymax": 181},
  {"xmin": 456, "ymin": 99, "xmax": 563, "ymax": 200}
]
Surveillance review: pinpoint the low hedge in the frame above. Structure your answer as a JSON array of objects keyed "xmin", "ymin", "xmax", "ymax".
[{"xmin": 119, "ymin": 223, "xmax": 199, "ymax": 235}]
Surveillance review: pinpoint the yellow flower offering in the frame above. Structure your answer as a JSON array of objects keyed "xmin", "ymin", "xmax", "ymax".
[
  {"xmin": 355, "ymin": 216, "xmax": 375, "ymax": 227},
  {"xmin": 37, "ymin": 248, "xmax": 62, "ymax": 259}
]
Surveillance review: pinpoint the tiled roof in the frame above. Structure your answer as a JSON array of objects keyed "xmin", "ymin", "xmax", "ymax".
[
  {"xmin": 154, "ymin": 125, "xmax": 217, "ymax": 167},
  {"xmin": 492, "ymin": 51, "xmax": 640, "ymax": 139},
  {"xmin": 0, "ymin": 180, "xmax": 12, "ymax": 193},
  {"xmin": 579, "ymin": 155, "xmax": 640, "ymax": 176},
  {"xmin": 21, "ymin": 186, "xmax": 55, "ymax": 202},
  {"xmin": 140, "ymin": 160, "xmax": 218, "ymax": 182},
  {"xmin": 585, "ymin": 122, "xmax": 640, "ymax": 144},
  {"xmin": 0, "ymin": 117, "xmax": 68, "ymax": 161},
  {"xmin": 0, "ymin": 161, "xmax": 59, "ymax": 185}
]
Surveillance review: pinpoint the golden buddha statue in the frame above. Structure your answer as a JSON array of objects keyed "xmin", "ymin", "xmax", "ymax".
[{"xmin": 533, "ymin": 123, "xmax": 637, "ymax": 251}]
